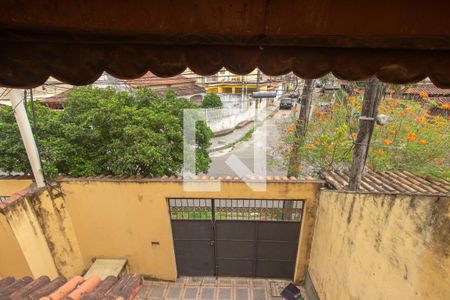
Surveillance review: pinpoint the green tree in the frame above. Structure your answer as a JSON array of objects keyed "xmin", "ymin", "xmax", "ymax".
[
  {"xmin": 0, "ymin": 87, "xmax": 213, "ymax": 178},
  {"xmin": 201, "ymin": 93, "xmax": 222, "ymax": 108}
]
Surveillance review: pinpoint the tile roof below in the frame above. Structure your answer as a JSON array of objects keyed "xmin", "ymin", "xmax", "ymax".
[
  {"xmin": 323, "ymin": 171, "xmax": 449, "ymax": 196},
  {"xmin": 0, "ymin": 274, "xmax": 142, "ymax": 300},
  {"xmin": 429, "ymin": 96, "xmax": 450, "ymax": 105},
  {"xmin": 403, "ymin": 84, "xmax": 450, "ymax": 96}
]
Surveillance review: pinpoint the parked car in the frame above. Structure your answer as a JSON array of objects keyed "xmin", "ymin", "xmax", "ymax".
[{"xmin": 279, "ymin": 98, "xmax": 293, "ymax": 110}]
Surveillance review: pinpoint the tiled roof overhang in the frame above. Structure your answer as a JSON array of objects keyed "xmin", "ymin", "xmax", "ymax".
[
  {"xmin": 1, "ymin": 0, "xmax": 450, "ymax": 88},
  {"xmin": 323, "ymin": 171, "xmax": 450, "ymax": 196}
]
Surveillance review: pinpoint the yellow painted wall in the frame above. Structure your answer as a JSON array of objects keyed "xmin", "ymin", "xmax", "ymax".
[
  {"xmin": 2, "ymin": 196, "xmax": 58, "ymax": 279},
  {"xmin": 0, "ymin": 178, "xmax": 32, "ymax": 197},
  {"xmin": 309, "ymin": 190, "xmax": 450, "ymax": 300},
  {"xmin": 0, "ymin": 213, "xmax": 31, "ymax": 278},
  {"xmin": 29, "ymin": 189, "xmax": 85, "ymax": 277},
  {"xmin": 59, "ymin": 179, "xmax": 321, "ymax": 281}
]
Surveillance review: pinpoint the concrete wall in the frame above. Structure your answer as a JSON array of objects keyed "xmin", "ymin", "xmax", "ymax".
[
  {"xmin": 0, "ymin": 177, "xmax": 32, "ymax": 197},
  {"xmin": 2, "ymin": 194, "xmax": 58, "ymax": 279},
  {"xmin": 0, "ymin": 178, "xmax": 320, "ymax": 281},
  {"xmin": 204, "ymin": 98, "xmax": 270, "ymax": 134},
  {"xmin": 58, "ymin": 179, "xmax": 321, "ymax": 281},
  {"xmin": 0, "ymin": 213, "xmax": 31, "ymax": 278},
  {"xmin": 29, "ymin": 189, "xmax": 85, "ymax": 277},
  {"xmin": 308, "ymin": 190, "xmax": 450, "ymax": 300}
]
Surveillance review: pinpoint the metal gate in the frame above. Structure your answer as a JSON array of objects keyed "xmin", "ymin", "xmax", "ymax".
[{"xmin": 169, "ymin": 198, "xmax": 303, "ymax": 279}]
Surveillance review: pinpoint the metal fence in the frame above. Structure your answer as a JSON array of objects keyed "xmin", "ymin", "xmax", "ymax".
[{"xmin": 168, "ymin": 198, "xmax": 303, "ymax": 222}]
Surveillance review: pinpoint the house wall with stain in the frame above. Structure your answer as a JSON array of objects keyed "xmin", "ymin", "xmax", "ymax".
[
  {"xmin": 58, "ymin": 179, "xmax": 322, "ymax": 281},
  {"xmin": 29, "ymin": 188, "xmax": 85, "ymax": 278},
  {"xmin": 308, "ymin": 190, "xmax": 450, "ymax": 300},
  {"xmin": 1, "ymin": 195, "xmax": 58, "ymax": 279}
]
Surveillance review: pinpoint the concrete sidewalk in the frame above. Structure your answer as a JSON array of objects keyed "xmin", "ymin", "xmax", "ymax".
[{"xmin": 209, "ymin": 107, "xmax": 279, "ymax": 153}]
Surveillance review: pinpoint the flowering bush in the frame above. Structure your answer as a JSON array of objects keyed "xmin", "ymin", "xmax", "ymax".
[{"xmin": 276, "ymin": 95, "xmax": 449, "ymax": 179}]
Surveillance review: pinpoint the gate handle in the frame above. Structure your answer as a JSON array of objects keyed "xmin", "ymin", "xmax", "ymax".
[{"xmin": 209, "ymin": 241, "xmax": 215, "ymax": 246}]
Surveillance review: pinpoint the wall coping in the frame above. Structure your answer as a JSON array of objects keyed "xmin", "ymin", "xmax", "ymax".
[{"xmin": 56, "ymin": 175, "xmax": 325, "ymax": 184}]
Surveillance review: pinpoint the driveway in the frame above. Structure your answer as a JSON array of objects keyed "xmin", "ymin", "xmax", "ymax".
[{"xmin": 207, "ymin": 110, "xmax": 293, "ymax": 177}]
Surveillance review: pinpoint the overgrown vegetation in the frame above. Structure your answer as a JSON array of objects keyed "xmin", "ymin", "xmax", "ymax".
[
  {"xmin": 241, "ymin": 128, "xmax": 255, "ymax": 142},
  {"xmin": 276, "ymin": 94, "xmax": 450, "ymax": 179},
  {"xmin": 0, "ymin": 87, "xmax": 213, "ymax": 178}
]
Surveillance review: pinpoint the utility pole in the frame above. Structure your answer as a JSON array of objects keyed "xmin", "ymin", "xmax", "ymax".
[
  {"xmin": 256, "ymin": 69, "xmax": 260, "ymax": 89},
  {"xmin": 348, "ymin": 77, "xmax": 386, "ymax": 190},
  {"xmin": 254, "ymin": 69, "xmax": 260, "ymax": 121},
  {"xmin": 9, "ymin": 89, "xmax": 45, "ymax": 188},
  {"xmin": 283, "ymin": 78, "xmax": 314, "ymax": 220},
  {"xmin": 287, "ymin": 79, "xmax": 314, "ymax": 177}
]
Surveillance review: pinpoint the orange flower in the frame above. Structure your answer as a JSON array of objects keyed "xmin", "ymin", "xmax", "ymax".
[
  {"xmin": 406, "ymin": 132, "xmax": 417, "ymax": 141},
  {"xmin": 379, "ymin": 105, "xmax": 385, "ymax": 111},
  {"xmin": 306, "ymin": 144, "xmax": 316, "ymax": 150},
  {"xmin": 389, "ymin": 130, "xmax": 397, "ymax": 135},
  {"xmin": 419, "ymin": 139, "xmax": 428, "ymax": 145},
  {"xmin": 383, "ymin": 139, "xmax": 393, "ymax": 145},
  {"xmin": 416, "ymin": 117, "xmax": 426, "ymax": 123},
  {"xmin": 351, "ymin": 133, "xmax": 357, "ymax": 139},
  {"xmin": 419, "ymin": 92, "xmax": 429, "ymax": 98},
  {"xmin": 440, "ymin": 103, "xmax": 450, "ymax": 110},
  {"xmin": 287, "ymin": 124, "xmax": 296, "ymax": 132},
  {"xmin": 405, "ymin": 107, "xmax": 412, "ymax": 111}
]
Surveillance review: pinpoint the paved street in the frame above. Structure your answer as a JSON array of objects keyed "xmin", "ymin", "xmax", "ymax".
[
  {"xmin": 207, "ymin": 110, "xmax": 294, "ymax": 177},
  {"xmin": 136, "ymin": 277, "xmax": 305, "ymax": 300}
]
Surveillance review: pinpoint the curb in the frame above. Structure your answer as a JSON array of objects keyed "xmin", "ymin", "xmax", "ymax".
[{"xmin": 208, "ymin": 107, "xmax": 279, "ymax": 153}]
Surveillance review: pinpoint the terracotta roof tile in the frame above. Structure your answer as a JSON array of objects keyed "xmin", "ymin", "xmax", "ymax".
[
  {"xmin": 0, "ymin": 187, "xmax": 31, "ymax": 210},
  {"xmin": 323, "ymin": 170, "xmax": 450, "ymax": 196},
  {"xmin": 125, "ymin": 72, "xmax": 196, "ymax": 88},
  {"xmin": 428, "ymin": 96, "xmax": 450, "ymax": 104},
  {"xmin": 0, "ymin": 275, "xmax": 142, "ymax": 300},
  {"xmin": 39, "ymin": 90, "xmax": 71, "ymax": 104},
  {"xmin": 403, "ymin": 85, "xmax": 450, "ymax": 96}
]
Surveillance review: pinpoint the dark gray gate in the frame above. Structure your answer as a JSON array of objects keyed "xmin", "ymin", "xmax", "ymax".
[{"xmin": 169, "ymin": 198, "xmax": 303, "ymax": 279}]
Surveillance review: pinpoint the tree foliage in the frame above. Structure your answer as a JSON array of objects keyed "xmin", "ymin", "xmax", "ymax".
[
  {"xmin": 201, "ymin": 93, "xmax": 223, "ymax": 108},
  {"xmin": 0, "ymin": 87, "xmax": 213, "ymax": 178},
  {"xmin": 275, "ymin": 94, "xmax": 450, "ymax": 179}
]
